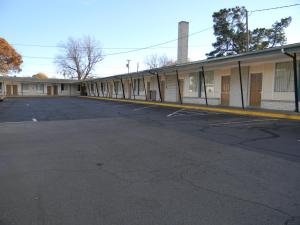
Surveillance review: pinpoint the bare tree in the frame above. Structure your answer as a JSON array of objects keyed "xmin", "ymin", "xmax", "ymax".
[
  {"xmin": 55, "ymin": 36, "xmax": 104, "ymax": 80},
  {"xmin": 145, "ymin": 54, "xmax": 175, "ymax": 69}
]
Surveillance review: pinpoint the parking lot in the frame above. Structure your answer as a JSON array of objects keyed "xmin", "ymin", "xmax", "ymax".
[{"xmin": 0, "ymin": 97, "xmax": 300, "ymax": 225}]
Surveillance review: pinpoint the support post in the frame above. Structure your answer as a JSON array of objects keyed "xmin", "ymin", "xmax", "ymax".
[
  {"xmin": 130, "ymin": 77, "xmax": 135, "ymax": 100},
  {"xmin": 156, "ymin": 72, "xmax": 162, "ymax": 102},
  {"xmin": 176, "ymin": 70, "xmax": 182, "ymax": 104},
  {"xmin": 293, "ymin": 53, "xmax": 299, "ymax": 112},
  {"xmin": 238, "ymin": 61, "xmax": 245, "ymax": 109},
  {"xmin": 142, "ymin": 75, "xmax": 147, "ymax": 100},
  {"xmin": 120, "ymin": 78, "xmax": 125, "ymax": 99},
  {"xmin": 201, "ymin": 66, "xmax": 208, "ymax": 106}
]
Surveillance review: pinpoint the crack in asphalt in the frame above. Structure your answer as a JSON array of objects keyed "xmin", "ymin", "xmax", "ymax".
[{"xmin": 179, "ymin": 173, "xmax": 293, "ymax": 218}]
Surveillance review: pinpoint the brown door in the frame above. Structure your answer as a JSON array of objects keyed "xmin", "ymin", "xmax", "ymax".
[
  {"xmin": 160, "ymin": 80, "xmax": 165, "ymax": 102},
  {"xmin": 128, "ymin": 82, "xmax": 132, "ymax": 99},
  {"xmin": 6, "ymin": 85, "xmax": 12, "ymax": 96},
  {"xmin": 53, "ymin": 85, "xmax": 58, "ymax": 95},
  {"xmin": 250, "ymin": 73, "xmax": 263, "ymax": 107},
  {"xmin": 221, "ymin": 76, "xmax": 230, "ymax": 106},
  {"xmin": 47, "ymin": 86, "xmax": 52, "ymax": 95},
  {"xmin": 13, "ymin": 85, "xmax": 18, "ymax": 96}
]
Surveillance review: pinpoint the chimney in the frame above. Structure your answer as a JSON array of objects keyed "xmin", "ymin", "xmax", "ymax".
[{"xmin": 177, "ymin": 21, "xmax": 189, "ymax": 64}]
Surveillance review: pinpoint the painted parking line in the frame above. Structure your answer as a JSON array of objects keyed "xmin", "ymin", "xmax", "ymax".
[
  {"xmin": 133, "ymin": 105, "xmax": 158, "ymax": 111},
  {"xmin": 209, "ymin": 118, "xmax": 279, "ymax": 127},
  {"xmin": 167, "ymin": 109, "xmax": 185, "ymax": 117},
  {"xmin": 0, "ymin": 121, "xmax": 35, "ymax": 127},
  {"xmin": 167, "ymin": 109, "xmax": 223, "ymax": 118}
]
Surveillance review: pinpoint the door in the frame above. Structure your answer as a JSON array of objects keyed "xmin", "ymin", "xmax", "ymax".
[
  {"xmin": 250, "ymin": 73, "xmax": 262, "ymax": 107},
  {"xmin": 12, "ymin": 85, "xmax": 18, "ymax": 96},
  {"xmin": 146, "ymin": 82, "xmax": 150, "ymax": 100},
  {"xmin": 128, "ymin": 81, "xmax": 132, "ymax": 99},
  {"xmin": 221, "ymin": 76, "xmax": 230, "ymax": 106},
  {"xmin": 160, "ymin": 80, "xmax": 165, "ymax": 102},
  {"xmin": 53, "ymin": 85, "xmax": 58, "ymax": 95},
  {"xmin": 47, "ymin": 86, "xmax": 52, "ymax": 95},
  {"xmin": 6, "ymin": 85, "xmax": 12, "ymax": 96}
]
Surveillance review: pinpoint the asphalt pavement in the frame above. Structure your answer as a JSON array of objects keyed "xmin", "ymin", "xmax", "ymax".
[{"xmin": 0, "ymin": 97, "xmax": 300, "ymax": 225}]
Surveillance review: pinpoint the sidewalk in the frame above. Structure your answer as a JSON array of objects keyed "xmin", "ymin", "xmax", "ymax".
[{"xmin": 81, "ymin": 96, "xmax": 300, "ymax": 121}]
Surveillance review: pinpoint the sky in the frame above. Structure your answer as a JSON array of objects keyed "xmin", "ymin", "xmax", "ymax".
[{"xmin": 1, "ymin": 0, "xmax": 300, "ymax": 78}]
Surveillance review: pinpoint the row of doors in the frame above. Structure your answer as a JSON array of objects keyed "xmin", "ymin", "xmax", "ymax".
[
  {"xmin": 221, "ymin": 73, "xmax": 262, "ymax": 107},
  {"xmin": 6, "ymin": 85, "xmax": 59, "ymax": 96},
  {"xmin": 6, "ymin": 85, "xmax": 18, "ymax": 96},
  {"xmin": 46, "ymin": 85, "xmax": 58, "ymax": 96}
]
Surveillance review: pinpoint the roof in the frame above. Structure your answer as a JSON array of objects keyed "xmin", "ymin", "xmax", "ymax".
[
  {"xmin": 2, "ymin": 42, "xmax": 300, "ymax": 83},
  {"xmin": 0, "ymin": 76, "xmax": 81, "ymax": 84}
]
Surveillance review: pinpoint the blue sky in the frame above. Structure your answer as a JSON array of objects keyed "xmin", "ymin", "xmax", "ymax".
[{"xmin": 1, "ymin": 0, "xmax": 300, "ymax": 78}]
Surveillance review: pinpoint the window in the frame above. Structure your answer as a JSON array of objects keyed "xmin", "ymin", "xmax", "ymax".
[
  {"xmin": 36, "ymin": 84, "xmax": 44, "ymax": 92},
  {"xmin": 114, "ymin": 82, "xmax": 119, "ymax": 93},
  {"xmin": 274, "ymin": 62, "xmax": 293, "ymax": 92},
  {"xmin": 134, "ymin": 79, "xmax": 139, "ymax": 95},
  {"xmin": 90, "ymin": 83, "xmax": 94, "ymax": 92},
  {"xmin": 201, "ymin": 71, "xmax": 214, "ymax": 95},
  {"xmin": 22, "ymin": 84, "xmax": 30, "ymax": 91},
  {"xmin": 0, "ymin": 83, "xmax": 2, "ymax": 92},
  {"xmin": 139, "ymin": 79, "xmax": 145, "ymax": 93},
  {"xmin": 118, "ymin": 81, "xmax": 122, "ymax": 92},
  {"xmin": 77, "ymin": 85, "xmax": 81, "ymax": 91},
  {"xmin": 61, "ymin": 84, "xmax": 68, "ymax": 91},
  {"xmin": 187, "ymin": 73, "xmax": 199, "ymax": 97}
]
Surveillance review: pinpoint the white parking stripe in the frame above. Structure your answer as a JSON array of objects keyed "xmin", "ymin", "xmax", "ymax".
[
  {"xmin": 167, "ymin": 109, "xmax": 185, "ymax": 117},
  {"xmin": 133, "ymin": 105, "xmax": 157, "ymax": 111}
]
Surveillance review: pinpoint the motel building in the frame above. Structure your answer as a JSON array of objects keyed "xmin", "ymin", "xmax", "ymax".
[
  {"xmin": 0, "ymin": 77, "xmax": 81, "ymax": 97},
  {"xmin": 0, "ymin": 42, "xmax": 299, "ymax": 113},
  {"xmin": 84, "ymin": 42, "xmax": 300, "ymax": 112}
]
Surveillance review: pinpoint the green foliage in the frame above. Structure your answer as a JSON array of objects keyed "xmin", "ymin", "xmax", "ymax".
[{"xmin": 206, "ymin": 6, "xmax": 292, "ymax": 58}]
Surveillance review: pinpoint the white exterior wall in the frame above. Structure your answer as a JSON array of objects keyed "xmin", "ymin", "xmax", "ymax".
[
  {"xmin": 229, "ymin": 66, "xmax": 249, "ymax": 107},
  {"xmin": 249, "ymin": 62, "xmax": 299, "ymax": 111},
  {"xmin": 164, "ymin": 75, "xmax": 178, "ymax": 102}
]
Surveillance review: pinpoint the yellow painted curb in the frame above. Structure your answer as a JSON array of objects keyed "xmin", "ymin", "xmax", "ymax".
[{"xmin": 80, "ymin": 96, "xmax": 300, "ymax": 121}]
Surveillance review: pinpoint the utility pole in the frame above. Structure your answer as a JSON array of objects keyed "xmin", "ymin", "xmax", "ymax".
[
  {"xmin": 246, "ymin": 9, "xmax": 249, "ymax": 52},
  {"xmin": 137, "ymin": 62, "xmax": 139, "ymax": 73},
  {"xmin": 126, "ymin": 60, "xmax": 131, "ymax": 74}
]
